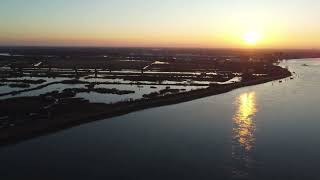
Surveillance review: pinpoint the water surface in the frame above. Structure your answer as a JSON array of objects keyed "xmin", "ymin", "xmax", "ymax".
[{"xmin": 0, "ymin": 59, "xmax": 319, "ymax": 180}]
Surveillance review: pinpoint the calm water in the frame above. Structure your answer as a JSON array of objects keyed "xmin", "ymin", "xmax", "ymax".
[{"xmin": 0, "ymin": 59, "xmax": 320, "ymax": 180}]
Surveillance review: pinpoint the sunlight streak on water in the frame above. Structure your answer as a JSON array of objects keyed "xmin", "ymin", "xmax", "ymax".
[
  {"xmin": 232, "ymin": 92, "xmax": 258, "ymax": 178},
  {"xmin": 234, "ymin": 92, "xmax": 257, "ymax": 151}
]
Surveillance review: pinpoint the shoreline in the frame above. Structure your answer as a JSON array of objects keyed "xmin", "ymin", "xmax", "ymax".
[{"xmin": 0, "ymin": 71, "xmax": 291, "ymax": 147}]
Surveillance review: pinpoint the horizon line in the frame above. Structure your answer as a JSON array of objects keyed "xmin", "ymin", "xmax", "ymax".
[{"xmin": 0, "ymin": 45, "xmax": 319, "ymax": 51}]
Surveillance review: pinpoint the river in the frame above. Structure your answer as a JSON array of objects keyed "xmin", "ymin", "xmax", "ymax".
[{"xmin": 0, "ymin": 59, "xmax": 319, "ymax": 180}]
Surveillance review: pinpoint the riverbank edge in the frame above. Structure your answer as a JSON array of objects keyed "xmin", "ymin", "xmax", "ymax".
[{"xmin": 0, "ymin": 72, "xmax": 291, "ymax": 146}]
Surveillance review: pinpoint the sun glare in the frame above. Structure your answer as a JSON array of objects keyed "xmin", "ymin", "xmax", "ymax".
[{"xmin": 243, "ymin": 31, "xmax": 261, "ymax": 46}]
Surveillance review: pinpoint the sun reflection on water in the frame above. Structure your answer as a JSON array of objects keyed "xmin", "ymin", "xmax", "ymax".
[
  {"xmin": 234, "ymin": 92, "xmax": 257, "ymax": 151},
  {"xmin": 232, "ymin": 92, "xmax": 258, "ymax": 178}
]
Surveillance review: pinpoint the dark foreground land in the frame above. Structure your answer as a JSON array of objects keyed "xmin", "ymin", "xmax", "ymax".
[{"xmin": 0, "ymin": 47, "xmax": 299, "ymax": 145}]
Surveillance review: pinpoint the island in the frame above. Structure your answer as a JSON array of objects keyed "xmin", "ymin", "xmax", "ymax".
[{"xmin": 0, "ymin": 47, "xmax": 296, "ymax": 146}]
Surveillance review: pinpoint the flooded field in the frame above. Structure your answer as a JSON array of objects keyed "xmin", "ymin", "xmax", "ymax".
[{"xmin": 0, "ymin": 74, "xmax": 210, "ymax": 103}]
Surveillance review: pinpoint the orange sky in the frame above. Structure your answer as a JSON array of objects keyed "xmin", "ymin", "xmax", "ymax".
[{"xmin": 1, "ymin": 0, "xmax": 320, "ymax": 49}]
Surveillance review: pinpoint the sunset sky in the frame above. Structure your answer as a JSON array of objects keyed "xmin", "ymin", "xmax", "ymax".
[{"xmin": 1, "ymin": 0, "xmax": 320, "ymax": 48}]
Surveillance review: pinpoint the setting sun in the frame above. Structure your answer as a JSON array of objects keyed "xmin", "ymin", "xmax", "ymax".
[{"xmin": 243, "ymin": 31, "xmax": 262, "ymax": 46}]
